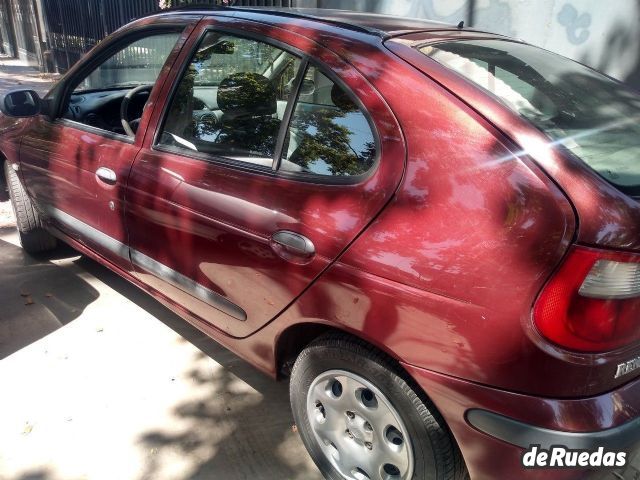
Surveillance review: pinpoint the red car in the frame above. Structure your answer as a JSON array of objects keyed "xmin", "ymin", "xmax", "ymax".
[{"xmin": 1, "ymin": 6, "xmax": 639, "ymax": 480}]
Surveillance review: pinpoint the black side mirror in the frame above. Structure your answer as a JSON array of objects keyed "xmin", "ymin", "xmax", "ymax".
[{"xmin": 0, "ymin": 89, "xmax": 41, "ymax": 117}]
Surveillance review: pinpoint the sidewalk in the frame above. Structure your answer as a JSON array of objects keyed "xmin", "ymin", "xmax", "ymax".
[{"xmin": 0, "ymin": 56, "xmax": 59, "ymax": 96}]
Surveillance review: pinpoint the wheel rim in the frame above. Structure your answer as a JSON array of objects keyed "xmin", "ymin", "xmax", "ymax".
[{"xmin": 306, "ymin": 369, "xmax": 414, "ymax": 480}]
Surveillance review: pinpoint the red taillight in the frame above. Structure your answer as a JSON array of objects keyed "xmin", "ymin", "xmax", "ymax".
[{"xmin": 534, "ymin": 246, "xmax": 640, "ymax": 352}]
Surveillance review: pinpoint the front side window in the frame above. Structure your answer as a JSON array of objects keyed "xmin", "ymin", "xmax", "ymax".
[
  {"xmin": 75, "ymin": 33, "xmax": 180, "ymax": 92},
  {"xmin": 280, "ymin": 65, "xmax": 376, "ymax": 177},
  {"xmin": 420, "ymin": 39, "xmax": 640, "ymax": 194},
  {"xmin": 158, "ymin": 31, "xmax": 301, "ymax": 166},
  {"xmin": 62, "ymin": 31, "xmax": 182, "ymax": 136}
]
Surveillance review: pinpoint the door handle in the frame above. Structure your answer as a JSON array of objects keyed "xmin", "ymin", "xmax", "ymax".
[
  {"xmin": 96, "ymin": 167, "xmax": 117, "ymax": 185},
  {"xmin": 270, "ymin": 230, "xmax": 315, "ymax": 263}
]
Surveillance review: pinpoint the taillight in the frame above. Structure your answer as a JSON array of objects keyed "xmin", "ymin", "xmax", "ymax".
[{"xmin": 534, "ymin": 246, "xmax": 640, "ymax": 352}]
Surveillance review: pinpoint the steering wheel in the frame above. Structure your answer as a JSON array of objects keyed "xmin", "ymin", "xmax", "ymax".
[{"xmin": 120, "ymin": 84, "xmax": 153, "ymax": 137}]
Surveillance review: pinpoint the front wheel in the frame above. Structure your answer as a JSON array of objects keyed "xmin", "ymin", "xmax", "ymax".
[
  {"xmin": 4, "ymin": 161, "xmax": 56, "ymax": 253},
  {"xmin": 290, "ymin": 334, "xmax": 467, "ymax": 480}
]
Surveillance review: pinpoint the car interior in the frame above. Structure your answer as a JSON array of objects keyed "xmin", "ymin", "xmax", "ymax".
[
  {"xmin": 158, "ymin": 32, "xmax": 366, "ymax": 172},
  {"xmin": 60, "ymin": 32, "xmax": 181, "ymax": 136}
]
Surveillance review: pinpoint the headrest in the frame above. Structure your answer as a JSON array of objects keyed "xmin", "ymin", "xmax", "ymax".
[
  {"xmin": 331, "ymin": 83, "xmax": 358, "ymax": 112},
  {"xmin": 217, "ymin": 72, "xmax": 277, "ymax": 118}
]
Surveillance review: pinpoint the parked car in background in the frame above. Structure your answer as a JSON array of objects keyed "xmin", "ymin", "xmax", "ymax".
[{"xmin": 1, "ymin": 6, "xmax": 640, "ymax": 480}]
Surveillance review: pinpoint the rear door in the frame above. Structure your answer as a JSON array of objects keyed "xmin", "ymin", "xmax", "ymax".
[{"xmin": 126, "ymin": 16, "xmax": 405, "ymax": 338}]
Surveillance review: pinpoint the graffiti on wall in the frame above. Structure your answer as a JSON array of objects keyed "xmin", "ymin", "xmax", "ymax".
[{"xmin": 557, "ymin": 3, "xmax": 591, "ymax": 45}]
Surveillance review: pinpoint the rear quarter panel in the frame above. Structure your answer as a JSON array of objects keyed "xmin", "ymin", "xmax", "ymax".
[{"xmin": 271, "ymin": 39, "xmax": 582, "ymax": 397}]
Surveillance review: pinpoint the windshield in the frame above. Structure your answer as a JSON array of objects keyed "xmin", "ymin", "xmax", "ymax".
[{"xmin": 419, "ymin": 39, "xmax": 640, "ymax": 194}]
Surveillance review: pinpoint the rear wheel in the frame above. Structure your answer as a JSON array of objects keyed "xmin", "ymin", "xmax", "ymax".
[
  {"xmin": 4, "ymin": 161, "xmax": 56, "ymax": 253},
  {"xmin": 290, "ymin": 334, "xmax": 467, "ymax": 480}
]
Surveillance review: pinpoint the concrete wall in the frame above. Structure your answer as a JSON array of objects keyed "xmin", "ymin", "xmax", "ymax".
[{"xmin": 302, "ymin": 0, "xmax": 640, "ymax": 91}]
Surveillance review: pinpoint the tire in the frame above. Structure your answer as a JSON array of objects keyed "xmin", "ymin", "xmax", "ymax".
[
  {"xmin": 290, "ymin": 333, "xmax": 467, "ymax": 480},
  {"xmin": 4, "ymin": 161, "xmax": 56, "ymax": 253}
]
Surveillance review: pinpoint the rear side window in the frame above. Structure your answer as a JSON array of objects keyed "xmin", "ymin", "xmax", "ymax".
[
  {"xmin": 280, "ymin": 64, "xmax": 376, "ymax": 177},
  {"xmin": 419, "ymin": 39, "xmax": 640, "ymax": 194}
]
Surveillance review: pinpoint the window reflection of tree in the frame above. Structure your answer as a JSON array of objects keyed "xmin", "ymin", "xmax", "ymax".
[
  {"xmin": 161, "ymin": 33, "xmax": 376, "ymax": 175},
  {"xmin": 201, "ymin": 72, "xmax": 280, "ymax": 157},
  {"xmin": 285, "ymin": 106, "xmax": 375, "ymax": 176}
]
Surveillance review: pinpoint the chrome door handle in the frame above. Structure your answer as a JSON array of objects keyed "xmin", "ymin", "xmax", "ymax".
[
  {"xmin": 96, "ymin": 167, "xmax": 117, "ymax": 185},
  {"xmin": 270, "ymin": 230, "xmax": 315, "ymax": 260}
]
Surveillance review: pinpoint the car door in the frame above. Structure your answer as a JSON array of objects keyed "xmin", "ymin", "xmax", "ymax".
[
  {"xmin": 18, "ymin": 17, "xmax": 198, "ymax": 270},
  {"xmin": 126, "ymin": 17, "xmax": 405, "ymax": 338}
]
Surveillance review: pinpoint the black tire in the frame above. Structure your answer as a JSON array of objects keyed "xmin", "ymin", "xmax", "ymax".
[
  {"xmin": 290, "ymin": 333, "xmax": 467, "ymax": 480},
  {"xmin": 4, "ymin": 161, "xmax": 56, "ymax": 253}
]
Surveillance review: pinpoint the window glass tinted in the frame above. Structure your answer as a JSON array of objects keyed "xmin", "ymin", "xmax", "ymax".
[
  {"xmin": 75, "ymin": 33, "xmax": 180, "ymax": 92},
  {"xmin": 158, "ymin": 31, "xmax": 301, "ymax": 166},
  {"xmin": 421, "ymin": 40, "xmax": 640, "ymax": 193},
  {"xmin": 280, "ymin": 65, "xmax": 376, "ymax": 176}
]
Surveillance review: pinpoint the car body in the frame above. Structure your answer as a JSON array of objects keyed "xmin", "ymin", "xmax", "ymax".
[{"xmin": 1, "ymin": 6, "xmax": 640, "ymax": 479}]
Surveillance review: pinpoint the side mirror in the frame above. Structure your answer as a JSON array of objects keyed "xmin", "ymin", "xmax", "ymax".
[{"xmin": 0, "ymin": 89, "xmax": 41, "ymax": 117}]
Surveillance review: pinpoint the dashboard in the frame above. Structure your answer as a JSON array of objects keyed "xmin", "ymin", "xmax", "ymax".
[{"xmin": 63, "ymin": 88, "xmax": 150, "ymax": 135}]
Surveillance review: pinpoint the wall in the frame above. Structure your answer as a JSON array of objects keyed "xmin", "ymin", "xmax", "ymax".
[{"xmin": 301, "ymin": 0, "xmax": 640, "ymax": 91}]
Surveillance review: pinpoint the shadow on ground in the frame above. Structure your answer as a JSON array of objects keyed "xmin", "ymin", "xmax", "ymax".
[
  {"xmin": 0, "ymin": 228, "xmax": 320, "ymax": 480},
  {"xmin": 0, "ymin": 229, "xmax": 98, "ymax": 359},
  {"xmin": 75, "ymin": 256, "xmax": 318, "ymax": 480}
]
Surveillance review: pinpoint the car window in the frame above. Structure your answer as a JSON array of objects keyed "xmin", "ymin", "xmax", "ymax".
[
  {"xmin": 279, "ymin": 64, "xmax": 376, "ymax": 177},
  {"xmin": 61, "ymin": 31, "xmax": 182, "ymax": 136},
  {"xmin": 157, "ymin": 31, "xmax": 301, "ymax": 167},
  {"xmin": 420, "ymin": 40, "xmax": 640, "ymax": 194},
  {"xmin": 74, "ymin": 33, "xmax": 180, "ymax": 93}
]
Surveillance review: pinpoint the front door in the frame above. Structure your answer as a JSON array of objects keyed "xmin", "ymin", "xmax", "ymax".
[
  {"xmin": 126, "ymin": 18, "xmax": 405, "ymax": 338},
  {"xmin": 19, "ymin": 21, "xmax": 194, "ymax": 269}
]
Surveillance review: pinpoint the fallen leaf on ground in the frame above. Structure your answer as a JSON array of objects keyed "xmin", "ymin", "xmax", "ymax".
[
  {"xmin": 24, "ymin": 296, "xmax": 34, "ymax": 305},
  {"xmin": 45, "ymin": 293, "xmax": 53, "ymax": 298},
  {"xmin": 22, "ymin": 423, "xmax": 33, "ymax": 435}
]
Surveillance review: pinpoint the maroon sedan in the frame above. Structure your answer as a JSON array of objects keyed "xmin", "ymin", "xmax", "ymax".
[{"xmin": 1, "ymin": 6, "xmax": 639, "ymax": 480}]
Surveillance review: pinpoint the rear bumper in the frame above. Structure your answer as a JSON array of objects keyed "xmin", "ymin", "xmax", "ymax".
[
  {"xmin": 403, "ymin": 363, "xmax": 640, "ymax": 480},
  {"xmin": 466, "ymin": 409, "xmax": 640, "ymax": 452}
]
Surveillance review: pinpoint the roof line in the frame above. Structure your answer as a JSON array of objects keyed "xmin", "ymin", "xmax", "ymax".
[{"xmin": 152, "ymin": 5, "xmax": 390, "ymax": 37}]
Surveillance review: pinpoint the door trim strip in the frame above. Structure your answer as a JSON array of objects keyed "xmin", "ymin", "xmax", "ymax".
[
  {"xmin": 44, "ymin": 206, "xmax": 247, "ymax": 321},
  {"xmin": 45, "ymin": 206, "xmax": 130, "ymax": 260},
  {"xmin": 130, "ymin": 249, "xmax": 247, "ymax": 321}
]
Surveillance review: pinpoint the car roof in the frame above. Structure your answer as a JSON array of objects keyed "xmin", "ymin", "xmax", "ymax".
[
  {"xmin": 156, "ymin": 5, "xmax": 482, "ymax": 39},
  {"xmin": 242, "ymin": 8, "xmax": 458, "ymax": 36}
]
